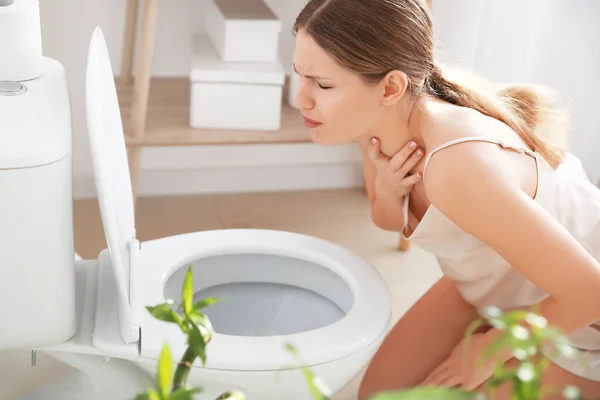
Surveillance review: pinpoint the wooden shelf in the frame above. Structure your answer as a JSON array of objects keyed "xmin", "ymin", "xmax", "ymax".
[{"xmin": 116, "ymin": 77, "xmax": 312, "ymax": 146}]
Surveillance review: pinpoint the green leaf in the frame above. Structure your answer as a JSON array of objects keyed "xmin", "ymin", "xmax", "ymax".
[
  {"xmin": 500, "ymin": 310, "xmax": 530, "ymax": 326},
  {"xmin": 170, "ymin": 387, "xmax": 203, "ymax": 400},
  {"xmin": 368, "ymin": 387, "xmax": 481, "ymax": 400},
  {"xmin": 464, "ymin": 317, "xmax": 487, "ymax": 338},
  {"xmin": 189, "ymin": 310, "xmax": 214, "ymax": 333},
  {"xmin": 193, "ymin": 297, "xmax": 218, "ymax": 311},
  {"xmin": 214, "ymin": 390, "xmax": 246, "ymax": 399},
  {"xmin": 182, "ymin": 267, "xmax": 194, "ymax": 316},
  {"xmin": 535, "ymin": 356, "xmax": 552, "ymax": 377},
  {"xmin": 540, "ymin": 326, "xmax": 567, "ymax": 342},
  {"xmin": 146, "ymin": 304, "xmax": 184, "ymax": 328},
  {"xmin": 188, "ymin": 324, "xmax": 208, "ymax": 365},
  {"xmin": 133, "ymin": 390, "xmax": 161, "ymax": 400},
  {"xmin": 301, "ymin": 367, "xmax": 331, "ymax": 400},
  {"xmin": 284, "ymin": 342, "xmax": 299, "ymax": 355},
  {"xmin": 486, "ymin": 364, "xmax": 516, "ymax": 389},
  {"xmin": 481, "ymin": 333, "xmax": 513, "ymax": 364},
  {"xmin": 157, "ymin": 344, "xmax": 173, "ymax": 400},
  {"xmin": 150, "ymin": 392, "xmax": 161, "ymax": 400},
  {"xmin": 283, "ymin": 343, "xmax": 330, "ymax": 400}
]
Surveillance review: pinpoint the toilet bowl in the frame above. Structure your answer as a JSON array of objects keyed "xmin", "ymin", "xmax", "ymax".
[
  {"xmin": 120, "ymin": 230, "xmax": 390, "ymax": 399},
  {"xmin": 2, "ymin": 27, "xmax": 392, "ymax": 400}
]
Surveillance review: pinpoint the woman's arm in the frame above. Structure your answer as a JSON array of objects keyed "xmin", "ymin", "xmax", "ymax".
[
  {"xmin": 359, "ymin": 143, "xmax": 406, "ymax": 231},
  {"xmin": 425, "ymin": 144, "xmax": 600, "ymax": 336}
]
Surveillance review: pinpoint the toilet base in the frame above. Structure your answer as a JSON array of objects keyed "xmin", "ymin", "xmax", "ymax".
[
  {"xmin": 31, "ymin": 351, "xmax": 153, "ymax": 400},
  {"xmin": 21, "ymin": 371, "xmax": 94, "ymax": 400},
  {"xmin": 28, "ymin": 323, "xmax": 386, "ymax": 400},
  {"xmin": 134, "ymin": 330, "xmax": 385, "ymax": 400}
]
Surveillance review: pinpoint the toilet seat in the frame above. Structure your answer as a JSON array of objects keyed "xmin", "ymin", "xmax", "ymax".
[
  {"xmin": 136, "ymin": 229, "xmax": 390, "ymax": 370},
  {"xmin": 85, "ymin": 27, "xmax": 391, "ymax": 372}
]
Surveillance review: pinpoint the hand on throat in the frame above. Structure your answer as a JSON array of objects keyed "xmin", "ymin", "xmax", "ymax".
[{"xmin": 371, "ymin": 98, "xmax": 429, "ymax": 158}]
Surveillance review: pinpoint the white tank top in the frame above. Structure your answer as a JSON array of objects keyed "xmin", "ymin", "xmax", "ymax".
[{"xmin": 402, "ymin": 137, "xmax": 600, "ymax": 351}]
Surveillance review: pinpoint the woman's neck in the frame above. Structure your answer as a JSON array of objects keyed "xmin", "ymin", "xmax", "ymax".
[{"xmin": 370, "ymin": 96, "xmax": 433, "ymax": 158}]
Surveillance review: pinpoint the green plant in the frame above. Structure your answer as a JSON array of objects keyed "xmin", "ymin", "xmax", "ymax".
[
  {"xmin": 284, "ymin": 343, "xmax": 332, "ymax": 400},
  {"xmin": 363, "ymin": 307, "xmax": 587, "ymax": 400},
  {"xmin": 133, "ymin": 267, "xmax": 586, "ymax": 400},
  {"xmin": 464, "ymin": 306, "xmax": 586, "ymax": 400},
  {"xmin": 133, "ymin": 267, "xmax": 242, "ymax": 400}
]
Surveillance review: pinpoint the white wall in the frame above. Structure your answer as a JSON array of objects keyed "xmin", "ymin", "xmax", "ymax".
[
  {"xmin": 39, "ymin": 0, "xmax": 600, "ymax": 198},
  {"xmin": 39, "ymin": 0, "xmax": 363, "ymax": 198},
  {"xmin": 431, "ymin": 0, "xmax": 600, "ymax": 184}
]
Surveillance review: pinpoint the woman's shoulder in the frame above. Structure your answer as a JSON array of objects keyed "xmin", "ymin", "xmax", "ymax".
[
  {"xmin": 421, "ymin": 106, "xmax": 525, "ymax": 207},
  {"xmin": 424, "ymin": 106, "xmax": 513, "ymax": 168},
  {"xmin": 424, "ymin": 104, "xmax": 511, "ymax": 153}
]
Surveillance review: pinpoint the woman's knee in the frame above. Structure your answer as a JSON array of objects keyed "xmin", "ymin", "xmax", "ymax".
[
  {"xmin": 357, "ymin": 379, "xmax": 374, "ymax": 400},
  {"xmin": 358, "ymin": 374, "xmax": 405, "ymax": 400},
  {"xmin": 356, "ymin": 278, "xmax": 478, "ymax": 398}
]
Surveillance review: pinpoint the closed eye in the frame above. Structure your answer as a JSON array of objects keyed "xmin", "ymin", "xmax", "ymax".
[{"xmin": 293, "ymin": 63, "xmax": 333, "ymax": 89}]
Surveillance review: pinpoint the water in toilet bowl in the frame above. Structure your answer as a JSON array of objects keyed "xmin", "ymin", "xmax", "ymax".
[
  {"xmin": 163, "ymin": 252, "xmax": 354, "ymax": 338},
  {"xmin": 194, "ymin": 281, "xmax": 345, "ymax": 336}
]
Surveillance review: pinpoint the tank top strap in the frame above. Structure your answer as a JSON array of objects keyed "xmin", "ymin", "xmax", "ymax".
[
  {"xmin": 402, "ymin": 193, "xmax": 410, "ymax": 234},
  {"xmin": 422, "ymin": 136, "xmax": 538, "ymax": 183}
]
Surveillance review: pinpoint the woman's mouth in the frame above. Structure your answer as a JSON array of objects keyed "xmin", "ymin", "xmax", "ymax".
[{"xmin": 302, "ymin": 115, "xmax": 322, "ymax": 128}]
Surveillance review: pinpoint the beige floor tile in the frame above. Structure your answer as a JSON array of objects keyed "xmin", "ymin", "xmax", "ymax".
[{"xmin": 0, "ymin": 351, "xmax": 74, "ymax": 400}]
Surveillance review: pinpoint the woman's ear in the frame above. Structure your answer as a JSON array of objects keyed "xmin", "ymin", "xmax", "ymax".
[{"xmin": 381, "ymin": 70, "xmax": 410, "ymax": 106}]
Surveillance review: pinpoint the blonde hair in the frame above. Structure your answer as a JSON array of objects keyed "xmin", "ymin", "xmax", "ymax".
[{"xmin": 294, "ymin": 0, "xmax": 569, "ymax": 168}]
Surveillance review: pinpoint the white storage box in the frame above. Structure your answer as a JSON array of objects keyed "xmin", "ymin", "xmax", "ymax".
[
  {"xmin": 205, "ymin": 0, "xmax": 282, "ymax": 62},
  {"xmin": 190, "ymin": 33, "xmax": 285, "ymax": 131}
]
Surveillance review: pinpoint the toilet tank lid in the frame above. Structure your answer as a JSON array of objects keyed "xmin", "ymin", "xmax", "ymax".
[{"xmin": 0, "ymin": 59, "xmax": 72, "ymax": 169}]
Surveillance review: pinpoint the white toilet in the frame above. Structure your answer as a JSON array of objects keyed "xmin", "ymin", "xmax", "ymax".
[{"xmin": 0, "ymin": 27, "xmax": 391, "ymax": 399}]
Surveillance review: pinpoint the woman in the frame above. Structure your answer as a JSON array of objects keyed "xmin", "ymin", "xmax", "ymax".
[{"xmin": 292, "ymin": 0, "xmax": 600, "ymax": 399}]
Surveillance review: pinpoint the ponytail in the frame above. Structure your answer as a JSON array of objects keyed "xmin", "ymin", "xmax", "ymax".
[{"xmin": 425, "ymin": 64, "xmax": 570, "ymax": 169}]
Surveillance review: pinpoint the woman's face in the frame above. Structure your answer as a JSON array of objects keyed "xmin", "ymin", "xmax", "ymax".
[{"xmin": 293, "ymin": 29, "xmax": 387, "ymax": 146}]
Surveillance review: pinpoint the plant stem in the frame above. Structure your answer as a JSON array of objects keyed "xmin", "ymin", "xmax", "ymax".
[{"xmin": 172, "ymin": 346, "xmax": 197, "ymax": 392}]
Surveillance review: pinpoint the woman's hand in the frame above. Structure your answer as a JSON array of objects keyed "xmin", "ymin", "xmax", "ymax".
[
  {"xmin": 419, "ymin": 330, "xmax": 512, "ymax": 390},
  {"xmin": 368, "ymin": 137, "xmax": 424, "ymax": 200}
]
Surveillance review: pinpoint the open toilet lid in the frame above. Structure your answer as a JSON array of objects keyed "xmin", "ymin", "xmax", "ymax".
[{"xmin": 85, "ymin": 27, "xmax": 136, "ymax": 342}]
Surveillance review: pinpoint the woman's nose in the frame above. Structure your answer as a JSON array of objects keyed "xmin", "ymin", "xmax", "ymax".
[{"xmin": 292, "ymin": 78, "xmax": 314, "ymax": 110}]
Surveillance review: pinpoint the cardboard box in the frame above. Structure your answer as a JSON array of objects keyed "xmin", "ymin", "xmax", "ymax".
[
  {"xmin": 190, "ymin": 34, "xmax": 285, "ymax": 131},
  {"xmin": 205, "ymin": 0, "xmax": 282, "ymax": 63}
]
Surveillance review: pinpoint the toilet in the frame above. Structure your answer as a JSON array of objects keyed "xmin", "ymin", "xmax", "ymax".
[{"xmin": 0, "ymin": 27, "xmax": 391, "ymax": 400}]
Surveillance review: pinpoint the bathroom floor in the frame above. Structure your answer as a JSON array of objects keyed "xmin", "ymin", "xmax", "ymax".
[{"xmin": 0, "ymin": 188, "xmax": 442, "ymax": 400}]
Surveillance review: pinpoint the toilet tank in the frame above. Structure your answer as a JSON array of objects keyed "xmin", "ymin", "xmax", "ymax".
[{"xmin": 0, "ymin": 57, "xmax": 77, "ymax": 350}]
